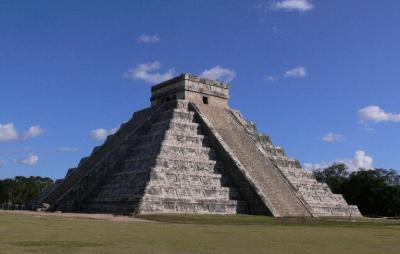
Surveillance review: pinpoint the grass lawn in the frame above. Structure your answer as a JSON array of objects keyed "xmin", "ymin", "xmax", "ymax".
[{"xmin": 0, "ymin": 212, "xmax": 399, "ymax": 254}]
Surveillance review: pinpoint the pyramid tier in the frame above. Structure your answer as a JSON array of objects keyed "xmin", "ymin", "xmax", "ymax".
[{"xmin": 80, "ymin": 100, "xmax": 247, "ymax": 215}]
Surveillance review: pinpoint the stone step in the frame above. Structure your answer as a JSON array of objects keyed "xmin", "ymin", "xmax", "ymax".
[
  {"xmin": 150, "ymin": 119, "xmax": 200, "ymax": 134},
  {"xmin": 84, "ymin": 199, "xmax": 248, "ymax": 214},
  {"xmin": 297, "ymin": 189, "xmax": 334, "ymax": 197},
  {"xmin": 158, "ymin": 144, "xmax": 216, "ymax": 159},
  {"xmin": 162, "ymin": 100, "xmax": 189, "ymax": 111},
  {"xmin": 302, "ymin": 192, "xmax": 344, "ymax": 201},
  {"xmin": 272, "ymin": 156, "xmax": 301, "ymax": 168},
  {"xmin": 261, "ymin": 144, "xmax": 285, "ymax": 156},
  {"xmin": 134, "ymin": 132, "xmax": 208, "ymax": 147},
  {"xmin": 312, "ymin": 204, "xmax": 362, "ymax": 217},
  {"xmin": 146, "ymin": 180, "xmax": 230, "ymax": 189},
  {"xmin": 126, "ymin": 143, "xmax": 216, "ymax": 161},
  {"xmin": 154, "ymin": 157, "xmax": 222, "ymax": 170},
  {"xmin": 151, "ymin": 172, "xmax": 224, "ymax": 186},
  {"xmin": 311, "ymin": 207, "xmax": 353, "ymax": 217},
  {"xmin": 296, "ymin": 184, "xmax": 331, "ymax": 193},
  {"xmin": 303, "ymin": 197, "xmax": 348, "ymax": 207},
  {"xmin": 308, "ymin": 202, "xmax": 353, "ymax": 210},
  {"xmin": 302, "ymin": 194, "xmax": 347, "ymax": 205},
  {"xmin": 175, "ymin": 100, "xmax": 190, "ymax": 110},
  {"xmin": 123, "ymin": 157, "xmax": 222, "ymax": 173},
  {"xmin": 124, "ymin": 151, "xmax": 214, "ymax": 162},
  {"xmin": 163, "ymin": 132, "xmax": 209, "ymax": 146},
  {"xmin": 160, "ymin": 108, "xmax": 195, "ymax": 122},
  {"xmin": 145, "ymin": 187, "xmax": 233, "ymax": 200},
  {"xmin": 279, "ymin": 166, "xmax": 312, "ymax": 175},
  {"xmin": 289, "ymin": 178, "xmax": 322, "ymax": 186},
  {"xmin": 139, "ymin": 198, "xmax": 247, "ymax": 214},
  {"xmin": 142, "ymin": 196, "xmax": 242, "ymax": 204},
  {"xmin": 96, "ymin": 178, "xmax": 230, "ymax": 191},
  {"xmin": 292, "ymin": 183, "xmax": 323, "ymax": 192},
  {"xmin": 111, "ymin": 167, "xmax": 224, "ymax": 179},
  {"xmin": 98, "ymin": 173, "xmax": 225, "ymax": 191},
  {"xmin": 249, "ymin": 133, "xmax": 271, "ymax": 145},
  {"xmin": 92, "ymin": 188, "xmax": 234, "ymax": 202},
  {"xmin": 93, "ymin": 177, "xmax": 148, "ymax": 192},
  {"xmin": 158, "ymin": 152, "xmax": 214, "ymax": 162},
  {"xmin": 126, "ymin": 142, "xmax": 213, "ymax": 155},
  {"xmin": 282, "ymin": 170, "xmax": 314, "ymax": 179},
  {"xmin": 149, "ymin": 124, "xmax": 201, "ymax": 137},
  {"xmin": 285, "ymin": 176, "xmax": 318, "ymax": 186},
  {"xmin": 103, "ymin": 166, "xmax": 226, "ymax": 189}
]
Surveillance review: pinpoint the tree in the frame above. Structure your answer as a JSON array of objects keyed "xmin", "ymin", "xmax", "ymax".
[
  {"xmin": 313, "ymin": 163, "xmax": 349, "ymax": 193},
  {"xmin": 0, "ymin": 176, "xmax": 54, "ymax": 209},
  {"xmin": 342, "ymin": 169, "xmax": 400, "ymax": 217},
  {"xmin": 314, "ymin": 165, "xmax": 400, "ymax": 217}
]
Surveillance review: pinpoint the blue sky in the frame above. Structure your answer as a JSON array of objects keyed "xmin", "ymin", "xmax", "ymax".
[{"xmin": 1, "ymin": 0, "xmax": 399, "ymax": 179}]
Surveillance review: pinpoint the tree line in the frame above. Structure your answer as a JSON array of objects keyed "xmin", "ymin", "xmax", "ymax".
[
  {"xmin": 314, "ymin": 163, "xmax": 400, "ymax": 217},
  {"xmin": 0, "ymin": 176, "xmax": 54, "ymax": 209}
]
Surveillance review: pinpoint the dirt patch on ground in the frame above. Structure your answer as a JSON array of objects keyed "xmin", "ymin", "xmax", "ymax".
[{"xmin": 0, "ymin": 209, "xmax": 153, "ymax": 223}]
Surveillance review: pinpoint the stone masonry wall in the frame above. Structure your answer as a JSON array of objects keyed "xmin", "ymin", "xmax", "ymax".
[{"xmin": 55, "ymin": 100, "xmax": 247, "ymax": 215}]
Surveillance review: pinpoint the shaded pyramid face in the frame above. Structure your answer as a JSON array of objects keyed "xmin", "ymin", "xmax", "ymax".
[
  {"xmin": 48, "ymin": 100, "xmax": 250, "ymax": 215},
  {"xmin": 40, "ymin": 74, "xmax": 361, "ymax": 217},
  {"xmin": 80, "ymin": 100, "xmax": 249, "ymax": 214}
]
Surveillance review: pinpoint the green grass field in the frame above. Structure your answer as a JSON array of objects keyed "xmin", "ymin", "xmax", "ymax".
[{"xmin": 1, "ymin": 212, "xmax": 399, "ymax": 254}]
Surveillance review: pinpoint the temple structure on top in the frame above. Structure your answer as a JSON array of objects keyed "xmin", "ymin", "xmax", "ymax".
[{"xmin": 38, "ymin": 74, "xmax": 361, "ymax": 217}]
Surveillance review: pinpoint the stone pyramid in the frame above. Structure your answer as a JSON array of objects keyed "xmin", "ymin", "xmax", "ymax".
[{"xmin": 40, "ymin": 74, "xmax": 361, "ymax": 217}]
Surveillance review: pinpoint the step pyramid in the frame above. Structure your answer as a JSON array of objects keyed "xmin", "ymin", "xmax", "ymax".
[{"xmin": 39, "ymin": 74, "xmax": 361, "ymax": 217}]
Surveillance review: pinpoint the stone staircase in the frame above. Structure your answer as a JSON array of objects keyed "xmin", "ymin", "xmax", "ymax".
[
  {"xmin": 229, "ymin": 109, "xmax": 361, "ymax": 217},
  {"xmin": 192, "ymin": 103, "xmax": 311, "ymax": 217},
  {"xmin": 80, "ymin": 100, "xmax": 248, "ymax": 214}
]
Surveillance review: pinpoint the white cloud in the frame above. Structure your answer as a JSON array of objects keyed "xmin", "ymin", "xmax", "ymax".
[
  {"xmin": 0, "ymin": 123, "xmax": 43, "ymax": 143},
  {"xmin": 351, "ymin": 150, "xmax": 373, "ymax": 170},
  {"xmin": 20, "ymin": 125, "xmax": 44, "ymax": 140},
  {"xmin": 303, "ymin": 161, "xmax": 331, "ymax": 172},
  {"xmin": 123, "ymin": 61, "xmax": 175, "ymax": 84},
  {"xmin": 90, "ymin": 127, "xmax": 118, "ymax": 141},
  {"xmin": 263, "ymin": 66, "xmax": 307, "ymax": 82},
  {"xmin": 284, "ymin": 66, "xmax": 307, "ymax": 78},
  {"xmin": 265, "ymin": 76, "xmax": 276, "ymax": 82},
  {"xmin": 358, "ymin": 105, "xmax": 400, "ymax": 123},
  {"xmin": 322, "ymin": 133, "xmax": 345, "ymax": 142},
  {"xmin": 0, "ymin": 123, "xmax": 18, "ymax": 143},
  {"xmin": 57, "ymin": 147, "xmax": 79, "ymax": 152},
  {"xmin": 13, "ymin": 154, "xmax": 39, "ymax": 166},
  {"xmin": 271, "ymin": 0, "xmax": 314, "ymax": 12},
  {"xmin": 200, "ymin": 66, "xmax": 236, "ymax": 83},
  {"xmin": 304, "ymin": 150, "xmax": 373, "ymax": 172},
  {"xmin": 138, "ymin": 34, "xmax": 160, "ymax": 43}
]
